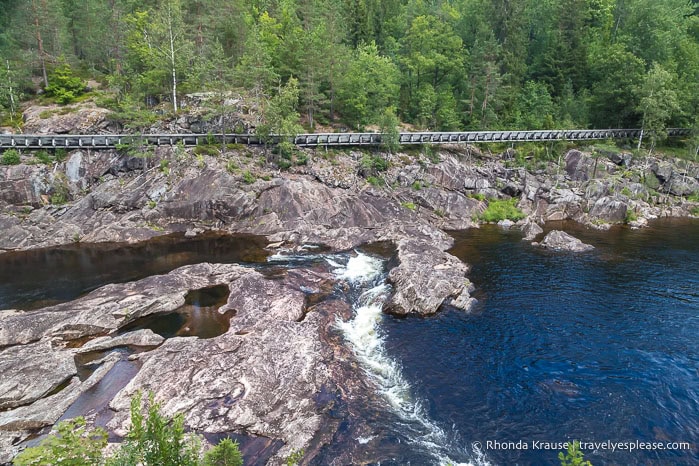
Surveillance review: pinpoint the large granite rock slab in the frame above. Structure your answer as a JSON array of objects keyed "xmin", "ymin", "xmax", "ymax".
[{"xmin": 535, "ymin": 230, "xmax": 594, "ymax": 252}]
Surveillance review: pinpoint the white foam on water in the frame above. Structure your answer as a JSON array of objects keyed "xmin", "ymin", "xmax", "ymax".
[
  {"xmin": 331, "ymin": 252, "xmax": 384, "ymax": 284},
  {"xmin": 334, "ymin": 253, "xmax": 490, "ymax": 466}
]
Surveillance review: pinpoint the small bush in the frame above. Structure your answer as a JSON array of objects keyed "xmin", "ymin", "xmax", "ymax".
[
  {"xmin": 106, "ymin": 392, "xmax": 200, "ymax": 466},
  {"xmin": 690, "ymin": 206, "xmax": 699, "ymax": 217},
  {"xmin": 35, "ymin": 150, "xmax": 52, "ymax": 164},
  {"xmin": 193, "ymin": 145, "xmax": 220, "ymax": 157},
  {"xmin": 277, "ymin": 159, "xmax": 292, "ymax": 170},
  {"xmin": 367, "ymin": 176, "xmax": 382, "ymax": 186},
  {"xmin": 159, "ymin": 159, "xmax": 170, "ymax": 174},
  {"xmin": 203, "ymin": 438, "xmax": 244, "ymax": 466},
  {"xmin": 286, "ymin": 449, "xmax": 304, "ymax": 466},
  {"xmin": 625, "ymin": 209, "xmax": 638, "ymax": 223},
  {"xmin": 559, "ymin": 440, "xmax": 592, "ymax": 466},
  {"xmin": 412, "ymin": 181, "xmax": 422, "ymax": 190},
  {"xmin": 361, "ymin": 153, "xmax": 388, "ymax": 173},
  {"xmin": 1, "ymin": 149, "xmax": 21, "ymax": 165},
  {"xmin": 45, "ymin": 63, "xmax": 86, "ymax": 104},
  {"xmin": 479, "ymin": 198, "xmax": 526, "ymax": 222},
  {"xmin": 401, "ymin": 201, "xmax": 417, "ymax": 211},
  {"xmin": 226, "ymin": 160, "xmax": 239, "ymax": 174},
  {"xmin": 13, "ymin": 417, "xmax": 107, "ymax": 466},
  {"xmin": 468, "ymin": 193, "xmax": 486, "ymax": 201},
  {"xmin": 295, "ymin": 153, "xmax": 308, "ymax": 166},
  {"xmin": 39, "ymin": 110, "xmax": 54, "ymax": 119},
  {"xmin": 242, "ymin": 170, "xmax": 256, "ymax": 184}
]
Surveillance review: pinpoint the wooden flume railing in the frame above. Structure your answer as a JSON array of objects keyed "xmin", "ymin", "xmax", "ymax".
[{"xmin": 0, "ymin": 128, "xmax": 691, "ymax": 150}]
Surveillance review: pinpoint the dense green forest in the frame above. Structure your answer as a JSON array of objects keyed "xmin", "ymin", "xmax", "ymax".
[{"xmin": 0, "ymin": 0, "xmax": 698, "ymax": 133}]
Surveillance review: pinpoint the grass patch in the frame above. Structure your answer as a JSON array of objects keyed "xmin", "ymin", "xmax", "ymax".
[
  {"xmin": 242, "ymin": 170, "xmax": 256, "ymax": 184},
  {"xmin": 625, "ymin": 209, "xmax": 638, "ymax": 223},
  {"xmin": 478, "ymin": 198, "xmax": 525, "ymax": 222},
  {"xmin": 193, "ymin": 144, "xmax": 220, "ymax": 157},
  {"xmin": 468, "ymin": 193, "xmax": 486, "ymax": 201},
  {"xmin": 367, "ymin": 176, "xmax": 382, "ymax": 187},
  {"xmin": 690, "ymin": 206, "xmax": 699, "ymax": 216},
  {"xmin": 401, "ymin": 201, "xmax": 417, "ymax": 211},
  {"xmin": 1, "ymin": 149, "xmax": 21, "ymax": 165}
]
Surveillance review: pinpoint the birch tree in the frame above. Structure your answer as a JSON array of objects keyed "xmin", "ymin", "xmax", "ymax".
[{"xmin": 636, "ymin": 63, "xmax": 679, "ymax": 154}]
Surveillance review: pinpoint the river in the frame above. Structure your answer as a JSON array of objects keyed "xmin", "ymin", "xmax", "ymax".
[{"xmin": 2, "ymin": 220, "xmax": 697, "ymax": 465}]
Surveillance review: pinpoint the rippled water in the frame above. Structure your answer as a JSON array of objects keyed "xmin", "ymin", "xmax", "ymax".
[{"xmin": 382, "ymin": 219, "xmax": 699, "ymax": 465}]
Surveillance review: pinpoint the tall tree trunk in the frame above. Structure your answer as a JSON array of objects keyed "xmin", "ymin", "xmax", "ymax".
[
  {"xmin": 32, "ymin": 0, "xmax": 49, "ymax": 88},
  {"xmin": 6, "ymin": 61, "xmax": 16, "ymax": 118},
  {"xmin": 168, "ymin": 5, "xmax": 178, "ymax": 112}
]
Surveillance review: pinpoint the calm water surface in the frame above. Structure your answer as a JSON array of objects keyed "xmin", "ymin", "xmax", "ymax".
[
  {"xmin": 382, "ymin": 219, "xmax": 699, "ymax": 465},
  {"xmin": 0, "ymin": 232, "xmax": 268, "ymax": 310}
]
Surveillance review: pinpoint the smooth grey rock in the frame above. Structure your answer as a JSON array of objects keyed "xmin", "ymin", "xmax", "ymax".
[
  {"xmin": 385, "ymin": 239, "xmax": 472, "ymax": 316},
  {"xmin": 537, "ymin": 230, "xmax": 594, "ymax": 252},
  {"xmin": 106, "ymin": 267, "xmax": 338, "ymax": 463},
  {"xmin": 521, "ymin": 221, "xmax": 544, "ymax": 241},
  {"xmin": 651, "ymin": 162, "xmax": 673, "ymax": 183},
  {"xmin": 666, "ymin": 176, "xmax": 699, "ymax": 197},
  {"xmin": 77, "ymin": 329, "xmax": 165, "ymax": 353},
  {"xmin": 589, "ymin": 196, "xmax": 628, "ymax": 223},
  {"xmin": 0, "ymin": 353, "xmax": 119, "ymax": 431},
  {"xmin": 0, "ymin": 341, "xmax": 77, "ymax": 410}
]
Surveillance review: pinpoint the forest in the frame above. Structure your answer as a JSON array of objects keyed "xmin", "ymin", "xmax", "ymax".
[{"xmin": 0, "ymin": 0, "xmax": 698, "ymax": 134}]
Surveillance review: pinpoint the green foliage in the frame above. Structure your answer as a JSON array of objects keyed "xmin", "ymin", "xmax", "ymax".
[
  {"xmin": 107, "ymin": 391, "xmax": 200, "ymax": 466},
  {"xmin": 13, "ymin": 417, "xmax": 107, "ymax": 466},
  {"xmin": 226, "ymin": 160, "xmax": 239, "ymax": 174},
  {"xmin": 1, "ymin": 0, "xmax": 696, "ymax": 134},
  {"xmin": 54, "ymin": 149, "xmax": 68, "ymax": 162},
  {"xmin": 361, "ymin": 153, "xmax": 389, "ymax": 173},
  {"xmin": 202, "ymin": 438, "xmax": 243, "ymax": 466},
  {"xmin": 411, "ymin": 181, "xmax": 423, "ymax": 190},
  {"xmin": 336, "ymin": 42, "xmax": 400, "ymax": 129},
  {"xmin": 690, "ymin": 206, "xmax": 699, "ymax": 217},
  {"xmin": 242, "ymin": 170, "xmax": 256, "ymax": 184},
  {"xmin": 258, "ymin": 78, "xmax": 304, "ymax": 160},
  {"xmin": 35, "ymin": 150, "xmax": 52, "ymax": 164},
  {"xmin": 468, "ymin": 193, "xmax": 486, "ymax": 201},
  {"xmin": 558, "ymin": 440, "xmax": 592, "ymax": 466},
  {"xmin": 193, "ymin": 145, "xmax": 220, "ymax": 157},
  {"xmin": 159, "ymin": 159, "xmax": 170, "ymax": 174},
  {"xmin": 636, "ymin": 63, "xmax": 680, "ymax": 154},
  {"xmin": 1, "ymin": 149, "xmax": 20, "ymax": 165},
  {"xmin": 379, "ymin": 106, "xmax": 401, "ymax": 154},
  {"xmin": 479, "ymin": 198, "xmax": 526, "ymax": 222},
  {"xmin": 625, "ymin": 209, "xmax": 638, "ymax": 223},
  {"xmin": 285, "ymin": 449, "xmax": 304, "ymax": 466},
  {"xmin": 366, "ymin": 176, "xmax": 382, "ymax": 186},
  {"xmin": 401, "ymin": 201, "xmax": 417, "ymax": 211},
  {"xmin": 45, "ymin": 63, "xmax": 86, "ymax": 104}
]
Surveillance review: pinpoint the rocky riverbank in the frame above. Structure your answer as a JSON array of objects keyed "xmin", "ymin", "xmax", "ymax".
[{"xmin": 1, "ymin": 102, "xmax": 698, "ymax": 463}]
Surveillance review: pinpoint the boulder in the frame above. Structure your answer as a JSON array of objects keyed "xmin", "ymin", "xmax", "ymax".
[
  {"xmin": 536, "ymin": 230, "xmax": 594, "ymax": 252},
  {"xmin": 666, "ymin": 176, "xmax": 699, "ymax": 197},
  {"xmin": 565, "ymin": 150, "xmax": 589, "ymax": 181},
  {"xmin": 521, "ymin": 221, "xmax": 543, "ymax": 241},
  {"xmin": 385, "ymin": 239, "xmax": 473, "ymax": 316},
  {"xmin": 651, "ymin": 162, "xmax": 673, "ymax": 184},
  {"xmin": 589, "ymin": 196, "xmax": 628, "ymax": 223},
  {"xmin": 22, "ymin": 104, "xmax": 111, "ymax": 134}
]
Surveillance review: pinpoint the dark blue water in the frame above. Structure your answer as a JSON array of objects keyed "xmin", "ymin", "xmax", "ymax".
[{"xmin": 383, "ymin": 220, "xmax": 699, "ymax": 465}]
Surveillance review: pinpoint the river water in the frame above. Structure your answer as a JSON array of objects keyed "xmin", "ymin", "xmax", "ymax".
[
  {"xmin": 379, "ymin": 219, "xmax": 699, "ymax": 465},
  {"xmin": 2, "ymin": 221, "xmax": 697, "ymax": 465}
]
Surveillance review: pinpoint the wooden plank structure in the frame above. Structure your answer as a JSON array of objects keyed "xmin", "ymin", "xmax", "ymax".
[{"xmin": 0, "ymin": 128, "xmax": 691, "ymax": 150}]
